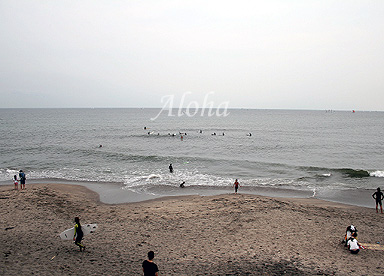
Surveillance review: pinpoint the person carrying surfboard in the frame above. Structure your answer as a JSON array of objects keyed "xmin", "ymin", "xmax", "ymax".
[{"xmin": 73, "ymin": 217, "xmax": 85, "ymax": 251}]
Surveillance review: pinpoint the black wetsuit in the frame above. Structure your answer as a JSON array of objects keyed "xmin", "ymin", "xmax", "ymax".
[
  {"xmin": 74, "ymin": 223, "xmax": 84, "ymax": 248},
  {"xmin": 373, "ymin": 191, "xmax": 384, "ymax": 205}
]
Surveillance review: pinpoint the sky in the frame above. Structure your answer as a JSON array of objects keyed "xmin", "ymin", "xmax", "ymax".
[{"xmin": 1, "ymin": 0, "xmax": 384, "ymax": 110}]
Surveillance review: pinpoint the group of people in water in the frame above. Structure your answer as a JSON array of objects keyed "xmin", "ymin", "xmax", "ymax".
[
  {"xmin": 144, "ymin": 127, "xmax": 251, "ymax": 139},
  {"xmin": 169, "ymin": 163, "xmax": 240, "ymax": 193}
]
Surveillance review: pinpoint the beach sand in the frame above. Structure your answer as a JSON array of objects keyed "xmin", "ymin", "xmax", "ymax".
[{"xmin": 1, "ymin": 184, "xmax": 384, "ymax": 276}]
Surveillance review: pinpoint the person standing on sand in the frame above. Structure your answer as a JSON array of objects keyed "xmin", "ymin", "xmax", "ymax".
[
  {"xmin": 13, "ymin": 175, "xmax": 18, "ymax": 190},
  {"xmin": 73, "ymin": 217, "xmax": 85, "ymax": 251},
  {"xmin": 372, "ymin": 187, "xmax": 384, "ymax": 213},
  {"xmin": 169, "ymin": 164, "xmax": 173, "ymax": 173},
  {"xmin": 19, "ymin": 170, "xmax": 26, "ymax": 190},
  {"xmin": 142, "ymin": 251, "xmax": 159, "ymax": 276},
  {"xmin": 233, "ymin": 179, "xmax": 240, "ymax": 194}
]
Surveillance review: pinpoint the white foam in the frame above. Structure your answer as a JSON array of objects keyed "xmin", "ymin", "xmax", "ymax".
[{"xmin": 370, "ymin": 171, "xmax": 384, "ymax": 177}]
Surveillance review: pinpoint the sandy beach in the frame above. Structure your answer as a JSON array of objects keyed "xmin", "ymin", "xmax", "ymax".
[{"xmin": 1, "ymin": 184, "xmax": 384, "ymax": 276}]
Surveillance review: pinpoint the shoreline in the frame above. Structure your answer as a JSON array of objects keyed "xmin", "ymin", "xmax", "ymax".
[
  {"xmin": 1, "ymin": 182, "xmax": 383, "ymax": 275},
  {"xmin": 0, "ymin": 182, "xmax": 366, "ymax": 210},
  {"xmin": 0, "ymin": 179, "xmax": 378, "ymax": 209}
]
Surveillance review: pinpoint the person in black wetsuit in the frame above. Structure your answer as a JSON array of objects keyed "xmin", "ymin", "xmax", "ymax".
[
  {"xmin": 372, "ymin": 187, "xmax": 384, "ymax": 213},
  {"xmin": 73, "ymin": 217, "xmax": 85, "ymax": 251},
  {"xmin": 142, "ymin": 251, "xmax": 159, "ymax": 276},
  {"xmin": 169, "ymin": 164, "xmax": 173, "ymax": 173}
]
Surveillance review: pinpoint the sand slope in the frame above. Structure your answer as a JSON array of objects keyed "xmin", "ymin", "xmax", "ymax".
[{"xmin": 1, "ymin": 184, "xmax": 384, "ymax": 275}]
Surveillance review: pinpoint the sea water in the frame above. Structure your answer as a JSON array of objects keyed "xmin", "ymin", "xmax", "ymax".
[{"xmin": 0, "ymin": 108, "xmax": 383, "ymax": 207}]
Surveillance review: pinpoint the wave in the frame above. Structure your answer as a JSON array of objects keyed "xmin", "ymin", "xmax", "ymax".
[
  {"xmin": 370, "ymin": 171, "xmax": 384, "ymax": 178},
  {"xmin": 300, "ymin": 166, "xmax": 377, "ymax": 178},
  {"xmin": 336, "ymin": 168, "xmax": 370, "ymax": 178}
]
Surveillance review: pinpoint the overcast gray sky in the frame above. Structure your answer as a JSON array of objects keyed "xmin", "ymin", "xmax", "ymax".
[{"xmin": 1, "ymin": 0, "xmax": 383, "ymax": 110}]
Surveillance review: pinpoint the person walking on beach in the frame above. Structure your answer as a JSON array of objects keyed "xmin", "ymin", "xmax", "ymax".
[
  {"xmin": 73, "ymin": 217, "xmax": 85, "ymax": 251},
  {"xmin": 142, "ymin": 251, "xmax": 159, "ymax": 276},
  {"xmin": 372, "ymin": 187, "xmax": 384, "ymax": 213},
  {"xmin": 13, "ymin": 175, "xmax": 18, "ymax": 190},
  {"xmin": 19, "ymin": 170, "xmax": 26, "ymax": 190},
  {"xmin": 233, "ymin": 179, "xmax": 240, "ymax": 194},
  {"xmin": 169, "ymin": 164, "xmax": 173, "ymax": 173}
]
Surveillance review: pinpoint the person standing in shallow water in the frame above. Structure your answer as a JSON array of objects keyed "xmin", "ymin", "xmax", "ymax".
[
  {"xmin": 169, "ymin": 164, "xmax": 173, "ymax": 173},
  {"xmin": 233, "ymin": 179, "xmax": 240, "ymax": 194},
  {"xmin": 142, "ymin": 251, "xmax": 159, "ymax": 276},
  {"xmin": 372, "ymin": 187, "xmax": 384, "ymax": 213}
]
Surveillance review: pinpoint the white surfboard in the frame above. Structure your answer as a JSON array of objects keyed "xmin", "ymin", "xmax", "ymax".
[{"xmin": 60, "ymin": 224, "xmax": 98, "ymax": 240}]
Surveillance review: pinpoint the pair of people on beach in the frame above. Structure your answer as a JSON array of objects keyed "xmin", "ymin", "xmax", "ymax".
[
  {"xmin": 344, "ymin": 225, "xmax": 361, "ymax": 254},
  {"xmin": 13, "ymin": 170, "xmax": 26, "ymax": 190}
]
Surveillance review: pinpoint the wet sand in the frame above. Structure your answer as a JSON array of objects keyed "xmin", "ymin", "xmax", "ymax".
[{"xmin": 1, "ymin": 183, "xmax": 384, "ymax": 275}]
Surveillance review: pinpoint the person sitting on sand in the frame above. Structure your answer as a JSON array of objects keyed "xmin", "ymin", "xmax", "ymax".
[
  {"xmin": 347, "ymin": 232, "xmax": 361, "ymax": 254},
  {"xmin": 73, "ymin": 217, "xmax": 85, "ymax": 251},
  {"xmin": 142, "ymin": 251, "xmax": 159, "ymax": 276},
  {"xmin": 344, "ymin": 225, "xmax": 357, "ymax": 245},
  {"xmin": 372, "ymin": 187, "xmax": 384, "ymax": 213}
]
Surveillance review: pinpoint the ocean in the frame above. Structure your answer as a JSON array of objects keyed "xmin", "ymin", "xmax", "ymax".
[{"xmin": 0, "ymin": 108, "xmax": 383, "ymax": 207}]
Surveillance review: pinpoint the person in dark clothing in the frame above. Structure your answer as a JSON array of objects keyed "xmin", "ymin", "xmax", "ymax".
[
  {"xmin": 142, "ymin": 251, "xmax": 159, "ymax": 276},
  {"xmin": 233, "ymin": 179, "xmax": 240, "ymax": 194},
  {"xmin": 73, "ymin": 217, "xmax": 85, "ymax": 251},
  {"xmin": 19, "ymin": 170, "xmax": 26, "ymax": 190},
  {"xmin": 372, "ymin": 187, "xmax": 384, "ymax": 213},
  {"xmin": 169, "ymin": 164, "xmax": 173, "ymax": 173}
]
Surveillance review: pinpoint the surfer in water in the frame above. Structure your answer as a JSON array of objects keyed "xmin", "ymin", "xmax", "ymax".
[
  {"xmin": 73, "ymin": 217, "xmax": 85, "ymax": 251},
  {"xmin": 169, "ymin": 164, "xmax": 173, "ymax": 173},
  {"xmin": 372, "ymin": 187, "xmax": 384, "ymax": 213},
  {"xmin": 180, "ymin": 181, "xmax": 185, "ymax": 188}
]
